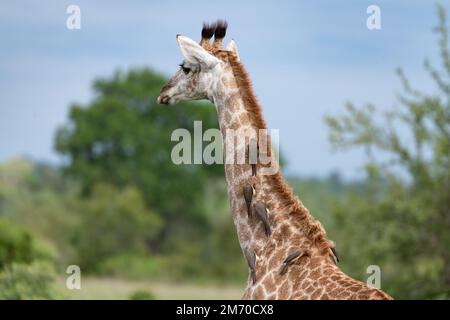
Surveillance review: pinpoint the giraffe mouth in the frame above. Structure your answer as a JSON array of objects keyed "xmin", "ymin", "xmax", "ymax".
[
  {"xmin": 157, "ymin": 95, "xmax": 173, "ymax": 105},
  {"xmin": 157, "ymin": 91, "xmax": 185, "ymax": 105}
]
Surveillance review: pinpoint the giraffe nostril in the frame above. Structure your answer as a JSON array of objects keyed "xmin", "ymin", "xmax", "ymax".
[
  {"xmin": 157, "ymin": 95, "xmax": 170, "ymax": 105},
  {"xmin": 157, "ymin": 95, "xmax": 171, "ymax": 105}
]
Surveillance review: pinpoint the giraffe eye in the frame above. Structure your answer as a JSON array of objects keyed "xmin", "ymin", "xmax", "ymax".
[{"xmin": 179, "ymin": 64, "xmax": 191, "ymax": 75}]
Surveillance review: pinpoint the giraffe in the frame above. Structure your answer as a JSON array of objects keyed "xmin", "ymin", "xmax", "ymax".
[{"xmin": 157, "ymin": 20, "xmax": 393, "ymax": 300}]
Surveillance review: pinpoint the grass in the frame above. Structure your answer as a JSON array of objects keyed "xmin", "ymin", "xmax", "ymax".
[{"xmin": 60, "ymin": 277, "xmax": 244, "ymax": 300}]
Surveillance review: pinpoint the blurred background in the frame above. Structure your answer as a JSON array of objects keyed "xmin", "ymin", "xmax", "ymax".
[{"xmin": 0, "ymin": 0, "xmax": 450, "ymax": 299}]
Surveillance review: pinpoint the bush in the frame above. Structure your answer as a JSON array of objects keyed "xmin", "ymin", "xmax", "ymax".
[
  {"xmin": 0, "ymin": 218, "xmax": 55, "ymax": 269},
  {"xmin": 71, "ymin": 184, "xmax": 162, "ymax": 271},
  {"xmin": 129, "ymin": 290, "xmax": 155, "ymax": 300},
  {"xmin": 0, "ymin": 262, "xmax": 59, "ymax": 299},
  {"xmin": 97, "ymin": 254, "xmax": 162, "ymax": 279}
]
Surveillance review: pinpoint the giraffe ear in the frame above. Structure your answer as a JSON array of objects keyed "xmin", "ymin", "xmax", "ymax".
[
  {"xmin": 176, "ymin": 35, "xmax": 220, "ymax": 69},
  {"xmin": 226, "ymin": 39, "xmax": 240, "ymax": 62}
]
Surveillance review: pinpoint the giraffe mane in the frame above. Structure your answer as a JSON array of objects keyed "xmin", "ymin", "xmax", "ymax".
[
  {"xmin": 226, "ymin": 52, "xmax": 267, "ymax": 130},
  {"xmin": 226, "ymin": 51, "xmax": 333, "ymax": 256}
]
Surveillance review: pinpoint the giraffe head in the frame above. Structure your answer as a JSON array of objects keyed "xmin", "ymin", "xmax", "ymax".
[{"xmin": 157, "ymin": 20, "xmax": 240, "ymax": 105}]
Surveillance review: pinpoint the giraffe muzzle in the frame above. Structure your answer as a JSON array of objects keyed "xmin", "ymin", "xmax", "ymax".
[{"xmin": 156, "ymin": 94, "xmax": 170, "ymax": 105}]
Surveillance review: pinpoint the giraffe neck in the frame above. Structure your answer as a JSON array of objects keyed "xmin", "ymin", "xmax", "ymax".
[
  {"xmin": 207, "ymin": 54, "xmax": 392, "ymax": 300},
  {"xmin": 212, "ymin": 68, "xmax": 268, "ymax": 254},
  {"xmin": 210, "ymin": 55, "xmax": 332, "ymax": 274}
]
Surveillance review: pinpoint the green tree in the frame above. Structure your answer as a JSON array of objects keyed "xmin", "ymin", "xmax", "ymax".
[
  {"xmin": 0, "ymin": 159, "xmax": 79, "ymax": 268},
  {"xmin": 0, "ymin": 218, "xmax": 55, "ymax": 270},
  {"xmin": 55, "ymin": 69, "xmax": 223, "ymax": 246},
  {"xmin": 0, "ymin": 262, "xmax": 58, "ymax": 300},
  {"xmin": 72, "ymin": 184, "xmax": 162, "ymax": 271},
  {"xmin": 0, "ymin": 212, "xmax": 58, "ymax": 300},
  {"xmin": 325, "ymin": 4, "xmax": 450, "ymax": 299}
]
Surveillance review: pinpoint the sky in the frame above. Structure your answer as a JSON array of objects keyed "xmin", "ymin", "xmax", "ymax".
[{"xmin": 0, "ymin": 0, "xmax": 448, "ymax": 178}]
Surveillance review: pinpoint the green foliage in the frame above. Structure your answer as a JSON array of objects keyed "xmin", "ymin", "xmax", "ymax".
[
  {"xmin": 0, "ymin": 218, "xmax": 55, "ymax": 269},
  {"xmin": 0, "ymin": 159, "xmax": 78, "ymax": 268},
  {"xmin": 0, "ymin": 163, "xmax": 62, "ymax": 300},
  {"xmin": 52, "ymin": 67, "xmax": 248, "ymax": 283},
  {"xmin": 97, "ymin": 254, "xmax": 162, "ymax": 279},
  {"xmin": 0, "ymin": 262, "xmax": 58, "ymax": 300},
  {"xmin": 288, "ymin": 173, "xmax": 364, "ymax": 228},
  {"xmin": 72, "ymin": 184, "xmax": 162, "ymax": 271},
  {"xmin": 55, "ymin": 68, "xmax": 222, "ymax": 227},
  {"xmin": 129, "ymin": 290, "xmax": 155, "ymax": 300},
  {"xmin": 325, "ymin": 4, "xmax": 450, "ymax": 299}
]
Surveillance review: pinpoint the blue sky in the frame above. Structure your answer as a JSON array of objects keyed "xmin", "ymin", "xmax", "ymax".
[{"xmin": 0, "ymin": 0, "xmax": 448, "ymax": 178}]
